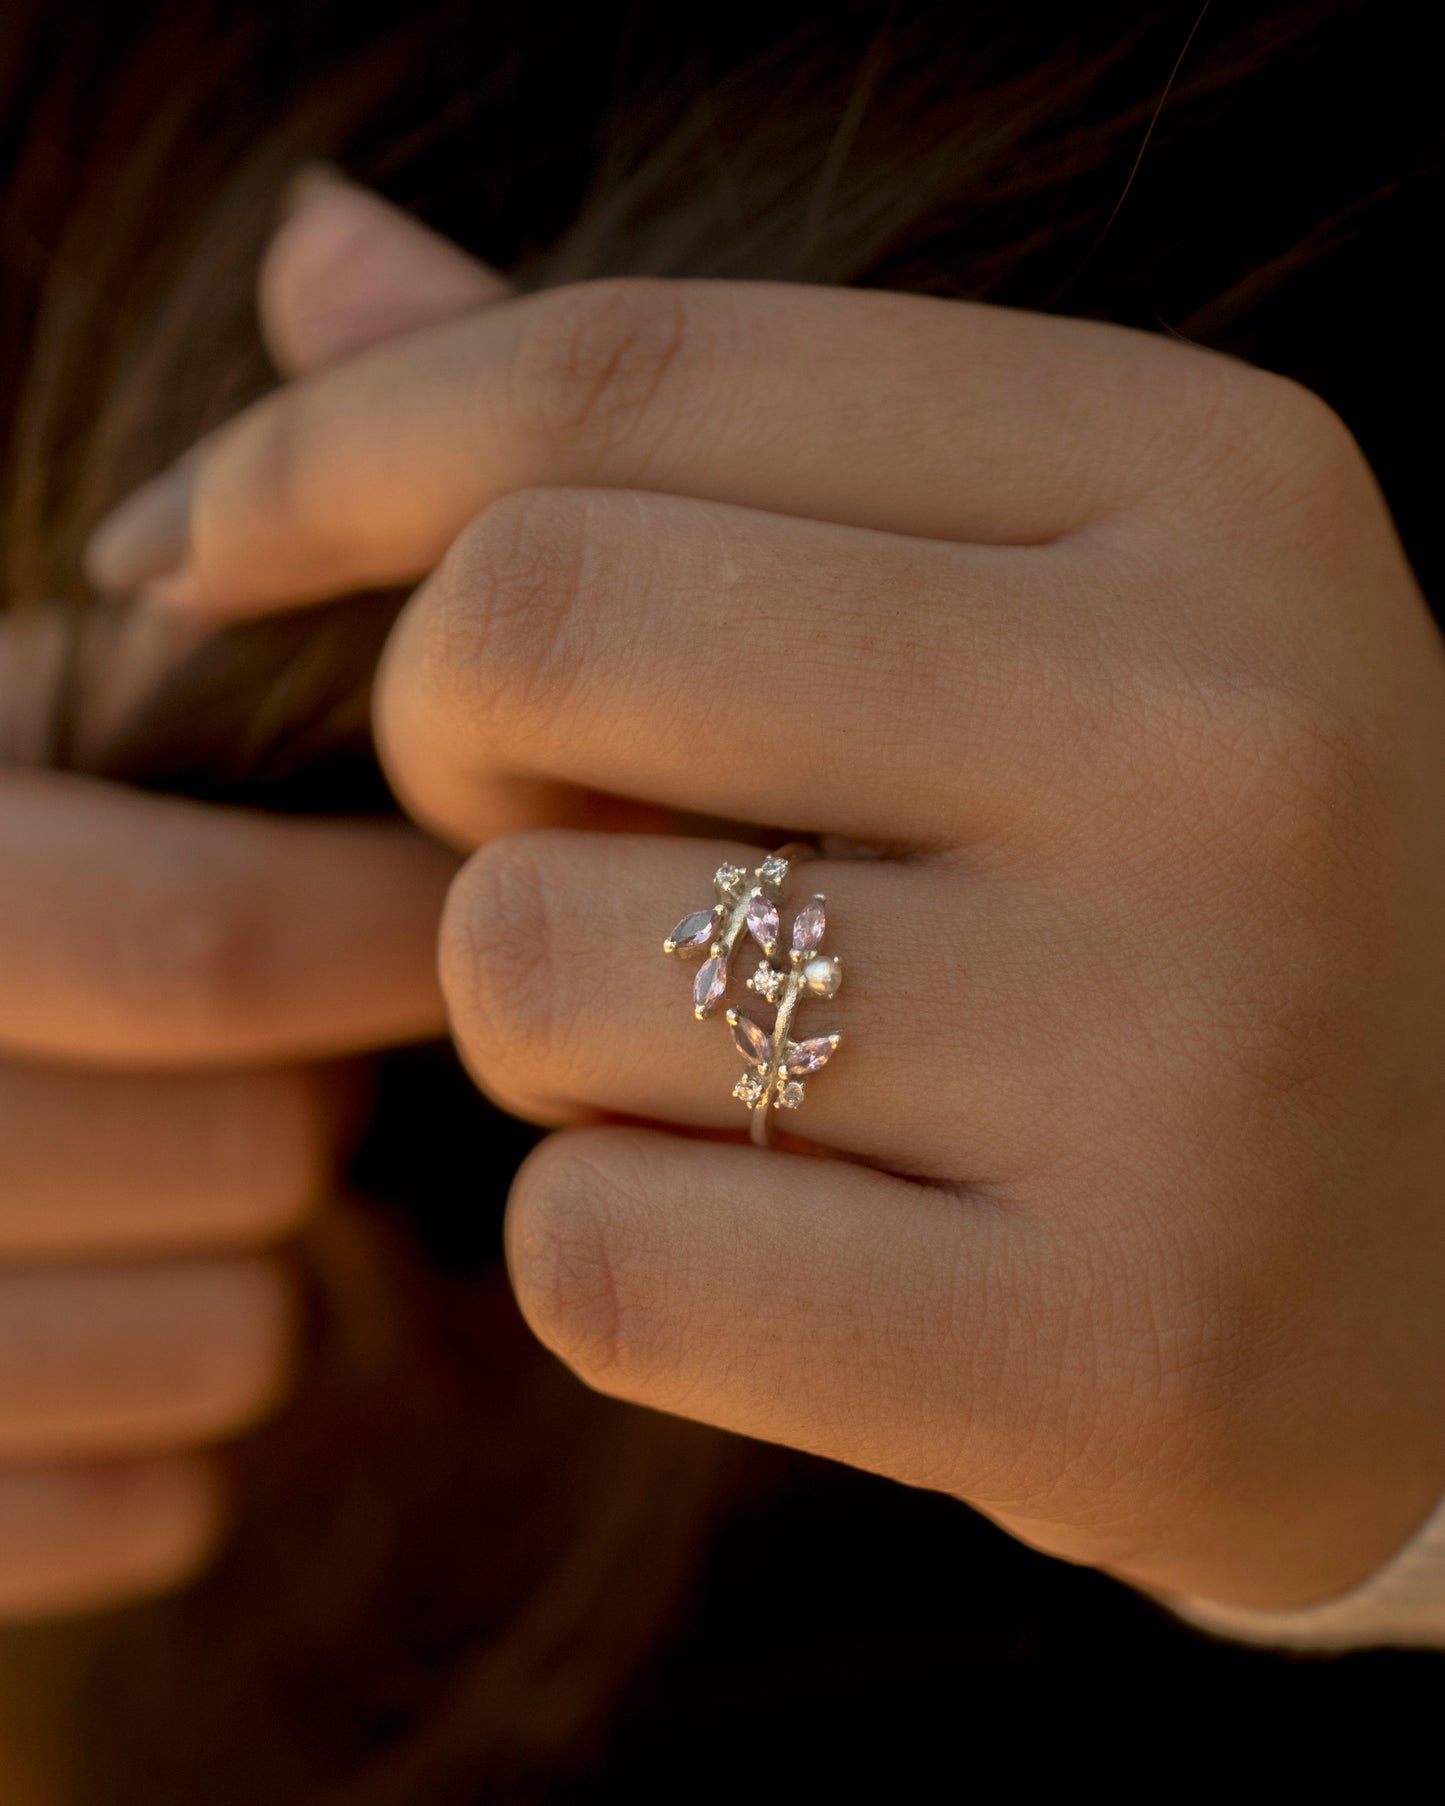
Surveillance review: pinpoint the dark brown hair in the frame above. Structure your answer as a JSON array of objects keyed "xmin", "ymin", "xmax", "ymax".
[{"xmin": 1, "ymin": 2, "xmax": 1439, "ymax": 1798}]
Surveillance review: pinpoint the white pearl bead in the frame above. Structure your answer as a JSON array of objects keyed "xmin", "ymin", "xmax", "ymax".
[{"xmin": 802, "ymin": 955, "xmax": 842, "ymax": 998}]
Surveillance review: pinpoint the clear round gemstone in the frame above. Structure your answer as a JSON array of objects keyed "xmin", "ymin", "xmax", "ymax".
[
  {"xmin": 757, "ymin": 855, "xmax": 790, "ymax": 889},
  {"xmin": 776, "ymin": 1080, "xmax": 806, "ymax": 1110},
  {"xmin": 714, "ymin": 863, "xmax": 748, "ymax": 902},
  {"xmin": 733, "ymin": 1072, "xmax": 766, "ymax": 1106},
  {"xmin": 748, "ymin": 962, "xmax": 785, "ymax": 1003}
]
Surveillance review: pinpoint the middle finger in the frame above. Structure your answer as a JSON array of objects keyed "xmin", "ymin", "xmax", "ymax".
[
  {"xmin": 377, "ymin": 487, "xmax": 1098, "ymax": 849},
  {"xmin": 89, "ymin": 277, "xmax": 1192, "ymax": 614}
]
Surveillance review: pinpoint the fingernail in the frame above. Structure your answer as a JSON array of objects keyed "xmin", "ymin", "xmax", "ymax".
[
  {"xmin": 261, "ymin": 167, "xmax": 510, "ymax": 376},
  {"xmin": 84, "ymin": 460, "xmax": 194, "ymax": 597}
]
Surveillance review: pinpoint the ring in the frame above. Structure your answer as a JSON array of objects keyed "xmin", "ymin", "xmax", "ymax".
[
  {"xmin": 663, "ymin": 848, "xmax": 843, "ymax": 1147},
  {"xmin": 663, "ymin": 846, "xmax": 808, "ymax": 1019},
  {"xmin": 728, "ymin": 892, "xmax": 842, "ymax": 1146}
]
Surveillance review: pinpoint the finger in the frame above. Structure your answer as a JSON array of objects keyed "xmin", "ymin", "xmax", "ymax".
[
  {"xmin": 0, "ymin": 1063, "xmax": 332, "ymax": 1258},
  {"xmin": 85, "ymin": 276, "xmax": 1221, "ymax": 613},
  {"xmin": 260, "ymin": 167, "xmax": 511, "ymax": 376},
  {"xmin": 375, "ymin": 488, "xmax": 1091, "ymax": 848},
  {"xmin": 0, "ymin": 1257, "xmax": 294, "ymax": 1460},
  {"xmin": 506, "ymin": 1126, "xmax": 1034, "ymax": 1504},
  {"xmin": 442, "ymin": 832, "xmax": 1058, "ymax": 1180},
  {"xmin": 82, "ymin": 178, "xmax": 510, "ymax": 612},
  {"xmin": 0, "ymin": 1452, "xmax": 221, "ymax": 1625},
  {"xmin": 0, "ymin": 1454, "xmax": 222, "ymax": 1621},
  {"xmin": 0, "ymin": 771, "xmax": 453, "ymax": 1067}
]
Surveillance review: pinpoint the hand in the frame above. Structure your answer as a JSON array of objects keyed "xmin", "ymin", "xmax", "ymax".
[
  {"xmin": 0, "ymin": 184, "xmax": 475, "ymax": 1622},
  {"xmin": 88, "ymin": 193, "xmax": 1445, "ymax": 1610}
]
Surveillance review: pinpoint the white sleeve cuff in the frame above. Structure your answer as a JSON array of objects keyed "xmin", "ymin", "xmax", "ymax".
[{"xmin": 1160, "ymin": 1492, "xmax": 1445, "ymax": 1650}]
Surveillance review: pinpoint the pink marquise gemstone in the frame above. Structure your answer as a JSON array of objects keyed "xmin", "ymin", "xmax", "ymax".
[
  {"xmin": 791, "ymin": 897, "xmax": 827, "ymax": 953},
  {"xmin": 667, "ymin": 908, "xmax": 717, "ymax": 954},
  {"xmin": 786, "ymin": 1035, "xmax": 839, "ymax": 1076},
  {"xmin": 746, "ymin": 893, "xmax": 780, "ymax": 952},
  {"xmin": 729, "ymin": 1012, "xmax": 773, "ymax": 1067},
  {"xmin": 693, "ymin": 954, "xmax": 728, "ymax": 1016}
]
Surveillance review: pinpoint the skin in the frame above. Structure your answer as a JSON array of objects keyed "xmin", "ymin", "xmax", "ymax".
[
  {"xmin": 0, "ymin": 184, "xmax": 471, "ymax": 1621},
  {"xmin": 82, "ymin": 176, "xmax": 1445, "ymax": 1613},
  {"xmin": 0, "ymin": 765, "xmax": 455, "ymax": 1620}
]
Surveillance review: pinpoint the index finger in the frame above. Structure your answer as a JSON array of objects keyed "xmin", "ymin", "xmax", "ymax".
[
  {"xmin": 0, "ymin": 771, "xmax": 453, "ymax": 1067},
  {"xmin": 87, "ymin": 278, "xmax": 1230, "ymax": 617}
]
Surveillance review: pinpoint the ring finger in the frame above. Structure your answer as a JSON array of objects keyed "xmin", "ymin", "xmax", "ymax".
[{"xmin": 442, "ymin": 829, "xmax": 1087, "ymax": 1179}]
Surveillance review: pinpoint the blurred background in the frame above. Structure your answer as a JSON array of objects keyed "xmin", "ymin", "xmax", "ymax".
[{"xmin": 1, "ymin": 2, "xmax": 1441, "ymax": 1798}]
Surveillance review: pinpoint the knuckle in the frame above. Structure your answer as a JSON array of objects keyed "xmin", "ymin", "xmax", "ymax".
[
  {"xmin": 438, "ymin": 834, "xmax": 569, "ymax": 1108},
  {"xmin": 505, "ymin": 1133, "xmax": 662, "ymax": 1392},
  {"xmin": 1115, "ymin": 597, "xmax": 1383, "ymax": 908},
  {"xmin": 1208, "ymin": 698, "xmax": 1386, "ymax": 1096},
  {"xmin": 422, "ymin": 489, "xmax": 597, "ymax": 743},
  {"xmin": 1182, "ymin": 681, "xmax": 1380, "ymax": 894},
  {"xmin": 1181, "ymin": 364, "xmax": 1370, "ymax": 532},
  {"xmin": 512, "ymin": 278, "xmax": 692, "ymax": 454},
  {"xmin": 1230, "ymin": 367, "xmax": 1359, "ymax": 471}
]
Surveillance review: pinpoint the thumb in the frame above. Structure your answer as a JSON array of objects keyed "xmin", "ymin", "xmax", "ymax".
[{"xmin": 258, "ymin": 167, "xmax": 512, "ymax": 376}]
